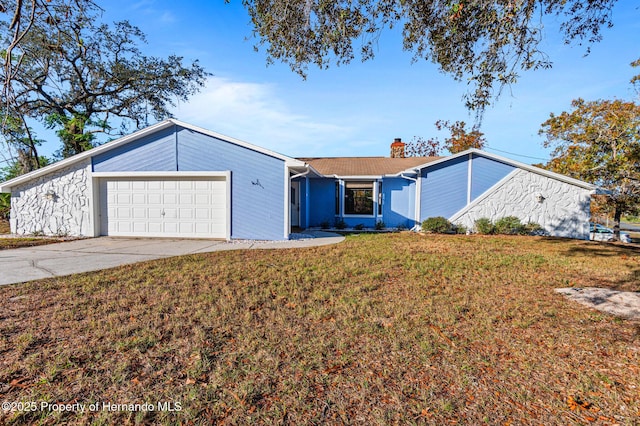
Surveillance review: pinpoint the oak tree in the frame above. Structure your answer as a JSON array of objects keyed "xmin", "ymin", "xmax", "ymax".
[
  {"xmin": 1, "ymin": 3, "xmax": 209, "ymax": 170},
  {"xmin": 539, "ymin": 98, "xmax": 640, "ymax": 239},
  {"xmin": 243, "ymin": 0, "xmax": 617, "ymax": 114},
  {"xmin": 405, "ymin": 120, "xmax": 486, "ymax": 157}
]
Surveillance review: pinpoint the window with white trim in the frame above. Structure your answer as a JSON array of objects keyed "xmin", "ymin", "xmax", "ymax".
[{"xmin": 344, "ymin": 181, "xmax": 374, "ymax": 215}]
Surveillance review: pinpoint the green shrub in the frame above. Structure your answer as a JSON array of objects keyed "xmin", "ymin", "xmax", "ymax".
[
  {"xmin": 334, "ymin": 218, "xmax": 347, "ymax": 229},
  {"xmin": 524, "ymin": 221, "xmax": 546, "ymax": 236},
  {"xmin": 319, "ymin": 220, "xmax": 330, "ymax": 229},
  {"xmin": 0, "ymin": 193, "xmax": 9, "ymax": 220},
  {"xmin": 421, "ymin": 216, "xmax": 453, "ymax": 233},
  {"xmin": 494, "ymin": 216, "xmax": 525, "ymax": 235},
  {"xmin": 354, "ymin": 223, "xmax": 365, "ymax": 230},
  {"xmin": 474, "ymin": 218, "xmax": 494, "ymax": 235},
  {"xmin": 454, "ymin": 224, "xmax": 468, "ymax": 234},
  {"xmin": 375, "ymin": 220, "xmax": 386, "ymax": 230}
]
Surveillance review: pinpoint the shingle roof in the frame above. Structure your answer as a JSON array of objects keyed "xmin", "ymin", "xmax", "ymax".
[{"xmin": 298, "ymin": 156, "xmax": 441, "ymax": 176}]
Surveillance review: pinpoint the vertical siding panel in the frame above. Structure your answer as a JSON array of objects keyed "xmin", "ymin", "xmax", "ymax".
[
  {"xmin": 308, "ymin": 178, "xmax": 336, "ymax": 226},
  {"xmin": 294, "ymin": 177, "xmax": 307, "ymax": 229},
  {"xmin": 420, "ymin": 156, "xmax": 469, "ymax": 220},
  {"xmin": 176, "ymin": 127, "xmax": 285, "ymax": 240},
  {"xmin": 92, "ymin": 126, "xmax": 177, "ymax": 172},
  {"xmin": 470, "ymin": 154, "xmax": 515, "ymax": 200},
  {"xmin": 382, "ymin": 177, "xmax": 415, "ymax": 228}
]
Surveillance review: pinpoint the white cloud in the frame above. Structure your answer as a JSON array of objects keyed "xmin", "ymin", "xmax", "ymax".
[
  {"xmin": 159, "ymin": 11, "xmax": 176, "ymax": 23},
  {"xmin": 129, "ymin": 1, "xmax": 176, "ymax": 25},
  {"xmin": 173, "ymin": 77, "xmax": 354, "ymax": 157}
]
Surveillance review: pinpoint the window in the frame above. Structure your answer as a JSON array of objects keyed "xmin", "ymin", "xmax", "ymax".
[{"xmin": 344, "ymin": 181, "xmax": 374, "ymax": 215}]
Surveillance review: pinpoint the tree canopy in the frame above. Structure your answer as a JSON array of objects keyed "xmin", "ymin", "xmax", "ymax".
[
  {"xmin": 405, "ymin": 120, "xmax": 486, "ymax": 157},
  {"xmin": 0, "ymin": 1, "xmax": 209, "ymax": 174},
  {"xmin": 539, "ymin": 98, "xmax": 640, "ymax": 237},
  {"xmin": 244, "ymin": 0, "xmax": 617, "ymax": 114}
]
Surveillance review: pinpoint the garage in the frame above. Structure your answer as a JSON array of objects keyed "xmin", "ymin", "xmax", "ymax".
[
  {"xmin": 0, "ymin": 120, "xmax": 313, "ymax": 240},
  {"xmin": 98, "ymin": 174, "xmax": 229, "ymax": 239}
]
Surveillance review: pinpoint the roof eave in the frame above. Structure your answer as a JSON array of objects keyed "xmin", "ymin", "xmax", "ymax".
[
  {"xmin": 403, "ymin": 148, "xmax": 597, "ymax": 190},
  {"xmin": 1, "ymin": 119, "xmax": 307, "ymax": 192},
  {"xmin": 0, "ymin": 120, "xmax": 176, "ymax": 192},
  {"xmin": 171, "ymin": 119, "xmax": 302, "ymax": 164}
]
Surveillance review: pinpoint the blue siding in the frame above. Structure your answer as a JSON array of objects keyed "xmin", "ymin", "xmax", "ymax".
[
  {"xmin": 420, "ymin": 155, "xmax": 469, "ymax": 220},
  {"xmin": 293, "ymin": 177, "xmax": 307, "ymax": 229},
  {"xmin": 308, "ymin": 178, "xmax": 336, "ymax": 227},
  {"xmin": 470, "ymin": 154, "xmax": 515, "ymax": 200},
  {"xmin": 176, "ymin": 127, "xmax": 285, "ymax": 240},
  {"xmin": 382, "ymin": 177, "xmax": 415, "ymax": 228},
  {"xmin": 92, "ymin": 126, "xmax": 177, "ymax": 172},
  {"xmin": 92, "ymin": 124, "xmax": 287, "ymax": 240}
]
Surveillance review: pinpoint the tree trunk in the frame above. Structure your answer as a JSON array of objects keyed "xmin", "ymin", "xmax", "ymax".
[{"xmin": 613, "ymin": 206, "xmax": 622, "ymax": 241}]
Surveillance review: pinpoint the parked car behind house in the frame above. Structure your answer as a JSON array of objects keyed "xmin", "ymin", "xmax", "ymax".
[{"xmin": 589, "ymin": 223, "xmax": 632, "ymax": 243}]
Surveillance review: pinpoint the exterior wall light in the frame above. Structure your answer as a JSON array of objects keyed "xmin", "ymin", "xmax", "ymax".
[
  {"xmin": 44, "ymin": 190, "xmax": 56, "ymax": 200},
  {"xmin": 535, "ymin": 193, "xmax": 545, "ymax": 203}
]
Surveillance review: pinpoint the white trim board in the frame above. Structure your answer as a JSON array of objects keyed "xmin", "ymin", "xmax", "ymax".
[{"xmin": 92, "ymin": 171, "xmax": 229, "ymax": 178}]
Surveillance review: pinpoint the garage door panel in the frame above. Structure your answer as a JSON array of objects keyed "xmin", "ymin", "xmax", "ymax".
[
  {"xmin": 179, "ymin": 222, "xmax": 194, "ymax": 233},
  {"xmin": 117, "ymin": 193, "xmax": 131, "ymax": 203},
  {"xmin": 194, "ymin": 208, "xmax": 209, "ymax": 219},
  {"xmin": 132, "ymin": 194, "xmax": 146, "ymax": 204},
  {"xmin": 132, "ymin": 207, "xmax": 146, "ymax": 218},
  {"xmin": 133, "ymin": 222, "xmax": 147, "ymax": 232},
  {"xmin": 101, "ymin": 177, "xmax": 227, "ymax": 238},
  {"xmin": 195, "ymin": 194, "xmax": 209, "ymax": 204},
  {"xmin": 117, "ymin": 207, "xmax": 131, "ymax": 218},
  {"xmin": 148, "ymin": 222, "xmax": 162, "ymax": 233},
  {"xmin": 163, "ymin": 193, "xmax": 177, "ymax": 204}
]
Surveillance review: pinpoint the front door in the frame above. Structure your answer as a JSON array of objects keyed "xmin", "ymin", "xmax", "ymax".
[{"xmin": 291, "ymin": 181, "xmax": 300, "ymax": 227}]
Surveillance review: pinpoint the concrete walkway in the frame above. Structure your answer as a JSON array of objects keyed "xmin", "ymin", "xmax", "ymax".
[{"xmin": 0, "ymin": 231, "xmax": 344, "ymax": 286}]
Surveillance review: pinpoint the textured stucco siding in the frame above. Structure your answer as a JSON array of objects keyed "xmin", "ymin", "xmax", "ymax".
[
  {"xmin": 10, "ymin": 159, "xmax": 92, "ymax": 236},
  {"xmin": 452, "ymin": 169, "xmax": 591, "ymax": 239}
]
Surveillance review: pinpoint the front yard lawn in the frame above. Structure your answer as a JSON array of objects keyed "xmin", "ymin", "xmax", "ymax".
[
  {"xmin": 0, "ymin": 220, "xmax": 79, "ymax": 250},
  {"xmin": 0, "ymin": 233, "xmax": 638, "ymax": 424},
  {"xmin": 0, "ymin": 238, "xmax": 71, "ymax": 251}
]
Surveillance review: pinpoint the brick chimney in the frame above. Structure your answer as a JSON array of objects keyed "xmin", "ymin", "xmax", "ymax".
[{"xmin": 390, "ymin": 138, "xmax": 405, "ymax": 158}]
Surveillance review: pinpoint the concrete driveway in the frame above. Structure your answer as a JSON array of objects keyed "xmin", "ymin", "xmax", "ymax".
[{"xmin": 0, "ymin": 231, "xmax": 344, "ymax": 286}]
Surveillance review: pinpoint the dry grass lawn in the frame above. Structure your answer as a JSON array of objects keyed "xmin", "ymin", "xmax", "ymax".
[
  {"xmin": 0, "ymin": 219, "xmax": 10, "ymax": 234},
  {"xmin": 0, "ymin": 233, "xmax": 638, "ymax": 425},
  {"xmin": 0, "ymin": 220, "xmax": 77, "ymax": 250}
]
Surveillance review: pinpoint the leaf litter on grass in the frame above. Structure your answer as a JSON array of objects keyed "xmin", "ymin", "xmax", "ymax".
[{"xmin": 0, "ymin": 233, "xmax": 638, "ymax": 424}]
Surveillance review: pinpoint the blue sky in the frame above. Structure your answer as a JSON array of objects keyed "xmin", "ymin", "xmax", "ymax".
[{"xmin": 97, "ymin": 1, "xmax": 639, "ymax": 164}]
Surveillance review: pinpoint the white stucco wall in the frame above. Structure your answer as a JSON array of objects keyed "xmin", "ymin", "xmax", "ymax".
[
  {"xmin": 10, "ymin": 159, "xmax": 92, "ymax": 236},
  {"xmin": 452, "ymin": 169, "xmax": 591, "ymax": 239}
]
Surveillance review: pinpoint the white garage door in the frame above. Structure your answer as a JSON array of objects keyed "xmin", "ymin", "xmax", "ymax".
[{"xmin": 100, "ymin": 177, "xmax": 228, "ymax": 238}]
